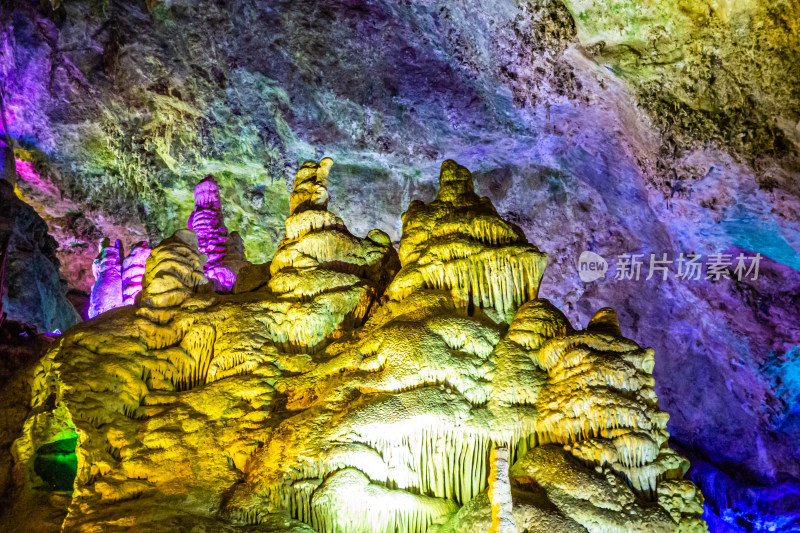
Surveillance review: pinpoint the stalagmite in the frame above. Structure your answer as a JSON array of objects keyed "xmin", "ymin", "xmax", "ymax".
[
  {"xmin": 501, "ymin": 299, "xmax": 707, "ymax": 530},
  {"xmin": 386, "ymin": 160, "xmax": 547, "ymax": 318},
  {"xmin": 587, "ymin": 307, "xmax": 623, "ymax": 337},
  {"xmin": 89, "ymin": 238, "xmax": 153, "ymax": 315},
  {"xmin": 140, "ymin": 229, "xmax": 208, "ymax": 309},
  {"xmin": 267, "ymin": 158, "xmax": 398, "ymax": 351},
  {"xmin": 10, "ymin": 159, "xmax": 707, "ymax": 533},
  {"xmin": 488, "ymin": 447, "xmax": 516, "ymax": 533},
  {"xmin": 121, "ymin": 241, "xmax": 152, "ymax": 305},
  {"xmin": 187, "ymin": 175, "xmax": 247, "ymax": 291},
  {"xmin": 88, "ymin": 238, "xmax": 123, "ymax": 318}
]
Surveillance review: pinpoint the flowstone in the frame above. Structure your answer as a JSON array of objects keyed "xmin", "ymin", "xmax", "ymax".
[{"xmin": 4, "ymin": 160, "xmax": 707, "ymax": 532}]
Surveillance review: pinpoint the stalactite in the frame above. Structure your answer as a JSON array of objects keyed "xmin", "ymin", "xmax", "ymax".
[
  {"xmin": 307, "ymin": 469, "xmax": 457, "ymax": 533},
  {"xmin": 353, "ymin": 424, "xmax": 493, "ymax": 504}
]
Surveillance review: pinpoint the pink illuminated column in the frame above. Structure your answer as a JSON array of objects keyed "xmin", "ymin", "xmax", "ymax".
[
  {"xmin": 88, "ymin": 238, "xmax": 123, "ymax": 318},
  {"xmin": 187, "ymin": 175, "xmax": 239, "ymax": 291}
]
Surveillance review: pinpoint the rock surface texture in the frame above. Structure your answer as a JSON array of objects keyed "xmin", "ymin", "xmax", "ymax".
[
  {"xmin": 1, "ymin": 0, "xmax": 799, "ymax": 529},
  {"xmin": 2, "ymin": 160, "xmax": 706, "ymax": 532},
  {"xmin": 0, "ymin": 179, "xmax": 79, "ymax": 332}
]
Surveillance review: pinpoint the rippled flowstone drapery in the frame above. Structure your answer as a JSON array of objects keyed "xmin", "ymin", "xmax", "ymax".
[{"xmin": 4, "ymin": 160, "xmax": 706, "ymax": 532}]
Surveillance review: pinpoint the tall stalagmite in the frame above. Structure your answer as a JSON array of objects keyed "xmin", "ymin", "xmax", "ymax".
[
  {"xmin": 4, "ymin": 159, "xmax": 707, "ymax": 533},
  {"xmin": 87, "ymin": 238, "xmax": 123, "ymax": 319},
  {"xmin": 188, "ymin": 176, "xmax": 248, "ymax": 291},
  {"xmin": 89, "ymin": 239, "xmax": 153, "ymax": 316},
  {"xmin": 121, "ymin": 241, "xmax": 152, "ymax": 306}
]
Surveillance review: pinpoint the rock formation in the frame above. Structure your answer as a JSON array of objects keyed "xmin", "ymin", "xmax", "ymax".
[
  {"xmin": 88, "ymin": 176, "xmax": 253, "ymax": 315},
  {"xmin": 0, "ymin": 179, "xmax": 80, "ymax": 332},
  {"xmin": 188, "ymin": 176, "xmax": 248, "ymax": 291},
  {"xmin": 87, "ymin": 238, "xmax": 124, "ymax": 319},
  {"xmin": 3, "ymin": 160, "xmax": 706, "ymax": 532},
  {"xmin": 121, "ymin": 242, "xmax": 152, "ymax": 306},
  {"xmin": 488, "ymin": 448, "xmax": 516, "ymax": 533},
  {"xmin": 267, "ymin": 158, "xmax": 398, "ymax": 351},
  {"xmin": 88, "ymin": 240, "xmax": 154, "ymax": 317},
  {"xmin": 3, "ymin": 3, "xmax": 799, "ymax": 526}
]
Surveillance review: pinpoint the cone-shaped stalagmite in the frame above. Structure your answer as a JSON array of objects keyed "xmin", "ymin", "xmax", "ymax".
[
  {"xmin": 268, "ymin": 158, "xmax": 398, "ymax": 351},
  {"xmin": 387, "ymin": 160, "xmax": 547, "ymax": 320}
]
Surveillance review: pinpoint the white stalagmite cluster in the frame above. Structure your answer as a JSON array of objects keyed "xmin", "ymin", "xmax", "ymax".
[{"xmin": 7, "ymin": 159, "xmax": 708, "ymax": 533}]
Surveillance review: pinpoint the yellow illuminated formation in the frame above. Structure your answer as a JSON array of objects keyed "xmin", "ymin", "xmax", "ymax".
[{"xmin": 6, "ymin": 160, "xmax": 707, "ymax": 532}]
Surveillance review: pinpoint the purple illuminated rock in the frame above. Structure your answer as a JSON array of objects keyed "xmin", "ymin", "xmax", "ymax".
[
  {"xmin": 88, "ymin": 238, "xmax": 123, "ymax": 319},
  {"xmin": 187, "ymin": 176, "xmax": 247, "ymax": 291},
  {"xmin": 121, "ymin": 241, "xmax": 152, "ymax": 306}
]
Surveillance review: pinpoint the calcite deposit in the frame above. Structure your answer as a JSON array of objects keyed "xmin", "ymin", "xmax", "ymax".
[
  {"xmin": 88, "ymin": 239, "xmax": 153, "ymax": 317},
  {"xmin": 188, "ymin": 175, "xmax": 249, "ymax": 291},
  {"xmin": 3, "ymin": 160, "xmax": 706, "ymax": 532},
  {"xmin": 87, "ymin": 238, "xmax": 123, "ymax": 319},
  {"xmin": 2, "ymin": 2, "xmax": 798, "ymax": 527},
  {"xmin": 87, "ymin": 172, "xmax": 248, "ymax": 316},
  {"xmin": 121, "ymin": 242, "xmax": 152, "ymax": 306}
]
